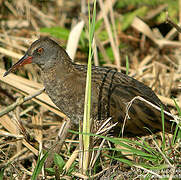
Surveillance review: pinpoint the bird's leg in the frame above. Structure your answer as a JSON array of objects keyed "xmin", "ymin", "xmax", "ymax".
[
  {"xmin": 45, "ymin": 117, "xmax": 71, "ymax": 168},
  {"xmin": 55, "ymin": 117, "xmax": 71, "ymax": 153}
]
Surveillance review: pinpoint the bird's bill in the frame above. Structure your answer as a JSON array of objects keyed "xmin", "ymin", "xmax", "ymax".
[{"xmin": 3, "ymin": 54, "xmax": 32, "ymax": 77}]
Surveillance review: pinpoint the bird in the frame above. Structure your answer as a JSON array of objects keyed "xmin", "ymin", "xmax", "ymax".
[{"xmin": 4, "ymin": 37, "xmax": 174, "ymax": 137}]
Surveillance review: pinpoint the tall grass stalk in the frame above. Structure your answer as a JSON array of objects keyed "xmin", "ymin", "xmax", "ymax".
[
  {"xmin": 126, "ymin": 55, "xmax": 129, "ymax": 75},
  {"xmin": 82, "ymin": 0, "xmax": 96, "ymax": 174}
]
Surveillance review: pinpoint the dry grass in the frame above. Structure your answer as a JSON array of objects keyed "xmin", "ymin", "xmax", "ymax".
[{"xmin": 0, "ymin": 0, "xmax": 180, "ymax": 179}]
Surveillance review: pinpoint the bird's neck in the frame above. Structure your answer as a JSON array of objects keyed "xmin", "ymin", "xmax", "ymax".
[
  {"xmin": 41, "ymin": 57, "xmax": 75, "ymax": 83},
  {"xmin": 40, "ymin": 58, "xmax": 85, "ymax": 119}
]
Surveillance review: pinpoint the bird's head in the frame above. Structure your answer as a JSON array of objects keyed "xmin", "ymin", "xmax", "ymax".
[{"xmin": 4, "ymin": 37, "xmax": 64, "ymax": 77}]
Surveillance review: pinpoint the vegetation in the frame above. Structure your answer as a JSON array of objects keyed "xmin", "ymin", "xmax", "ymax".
[{"xmin": 0, "ymin": 0, "xmax": 180, "ymax": 179}]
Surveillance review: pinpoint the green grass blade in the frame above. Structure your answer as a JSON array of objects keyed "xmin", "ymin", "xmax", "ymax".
[
  {"xmin": 31, "ymin": 151, "xmax": 49, "ymax": 180},
  {"xmin": 161, "ymin": 105, "xmax": 165, "ymax": 150},
  {"xmin": 126, "ymin": 55, "xmax": 129, "ymax": 75},
  {"xmin": 0, "ymin": 168, "xmax": 4, "ymax": 180},
  {"xmin": 82, "ymin": 0, "xmax": 97, "ymax": 173},
  {"xmin": 40, "ymin": 27, "xmax": 70, "ymax": 40}
]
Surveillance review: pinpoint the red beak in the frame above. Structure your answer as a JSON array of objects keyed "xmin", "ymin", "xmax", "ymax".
[{"xmin": 3, "ymin": 54, "xmax": 32, "ymax": 77}]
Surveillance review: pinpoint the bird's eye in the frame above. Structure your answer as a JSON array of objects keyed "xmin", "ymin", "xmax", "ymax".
[{"xmin": 37, "ymin": 47, "xmax": 44, "ymax": 54}]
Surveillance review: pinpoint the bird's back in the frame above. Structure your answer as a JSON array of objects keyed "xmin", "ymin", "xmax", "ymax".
[{"xmin": 74, "ymin": 65, "xmax": 174, "ymax": 137}]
